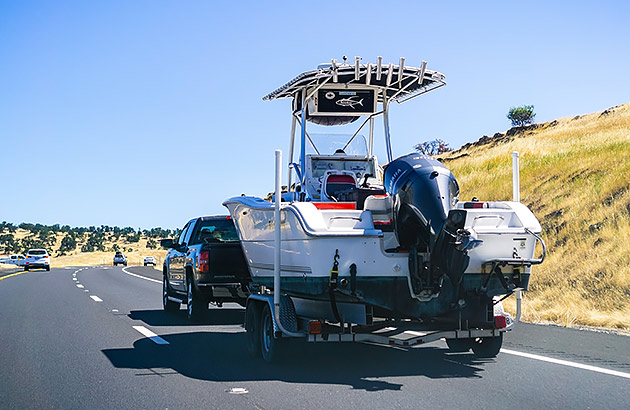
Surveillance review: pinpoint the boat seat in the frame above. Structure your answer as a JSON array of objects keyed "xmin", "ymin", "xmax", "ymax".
[
  {"xmin": 364, "ymin": 194, "xmax": 399, "ymax": 250},
  {"xmin": 322, "ymin": 171, "xmax": 358, "ymax": 202}
]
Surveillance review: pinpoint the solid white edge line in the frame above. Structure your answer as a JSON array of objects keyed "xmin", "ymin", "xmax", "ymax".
[
  {"xmin": 90, "ymin": 295, "xmax": 103, "ymax": 302},
  {"xmin": 132, "ymin": 325, "xmax": 169, "ymax": 345},
  {"xmin": 121, "ymin": 267, "xmax": 161, "ymax": 284},
  {"xmin": 501, "ymin": 348, "xmax": 630, "ymax": 379}
]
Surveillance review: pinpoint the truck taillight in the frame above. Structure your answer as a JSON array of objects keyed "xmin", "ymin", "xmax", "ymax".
[{"xmin": 199, "ymin": 250, "xmax": 210, "ymax": 273}]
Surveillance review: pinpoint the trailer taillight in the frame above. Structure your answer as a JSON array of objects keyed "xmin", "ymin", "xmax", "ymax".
[
  {"xmin": 494, "ymin": 315, "xmax": 508, "ymax": 329},
  {"xmin": 308, "ymin": 320, "xmax": 322, "ymax": 334},
  {"xmin": 199, "ymin": 250, "xmax": 210, "ymax": 273}
]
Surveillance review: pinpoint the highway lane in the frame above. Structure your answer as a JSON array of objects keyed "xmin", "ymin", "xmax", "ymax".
[{"xmin": 1, "ymin": 266, "xmax": 628, "ymax": 409}]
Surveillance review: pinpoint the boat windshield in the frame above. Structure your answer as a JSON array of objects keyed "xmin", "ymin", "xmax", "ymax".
[{"xmin": 306, "ymin": 134, "xmax": 368, "ymax": 156}]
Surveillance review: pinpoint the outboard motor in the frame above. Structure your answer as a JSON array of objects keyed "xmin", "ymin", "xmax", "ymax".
[
  {"xmin": 384, "ymin": 153, "xmax": 459, "ymax": 250},
  {"xmin": 384, "ymin": 153, "xmax": 467, "ymax": 298}
]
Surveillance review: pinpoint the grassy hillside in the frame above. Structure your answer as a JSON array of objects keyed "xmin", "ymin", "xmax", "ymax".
[
  {"xmin": 0, "ymin": 228, "xmax": 167, "ymax": 270},
  {"xmin": 440, "ymin": 103, "xmax": 630, "ymax": 329}
]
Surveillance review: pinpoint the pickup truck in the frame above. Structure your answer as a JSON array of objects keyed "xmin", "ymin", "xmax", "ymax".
[
  {"xmin": 161, "ymin": 215, "xmax": 251, "ymax": 321},
  {"xmin": 0, "ymin": 254, "xmax": 26, "ymax": 266}
]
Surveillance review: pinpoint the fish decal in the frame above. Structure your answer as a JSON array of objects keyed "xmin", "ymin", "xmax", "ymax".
[{"xmin": 335, "ymin": 96, "xmax": 364, "ymax": 109}]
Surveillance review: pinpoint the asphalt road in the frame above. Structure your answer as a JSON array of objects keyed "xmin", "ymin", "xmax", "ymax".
[{"xmin": 1, "ymin": 266, "xmax": 628, "ymax": 409}]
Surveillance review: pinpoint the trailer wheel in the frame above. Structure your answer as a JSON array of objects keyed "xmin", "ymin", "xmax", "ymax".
[
  {"xmin": 446, "ymin": 338, "xmax": 472, "ymax": 353},
  {"xmin": 471, "ymin": 333, "xmax": 503, "ymax": 358},
  {"xmin": 260, "ymin": 304, "xmax": 284, "ymax": 362},
  {"xmin": 245, "ymin": 303, "xmax": 261, "ymax": 357}
]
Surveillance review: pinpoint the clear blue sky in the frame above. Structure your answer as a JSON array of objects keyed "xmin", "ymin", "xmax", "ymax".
[{"xmin": 1, "ymin": 1, "xmax": 629, "ymax": 230}]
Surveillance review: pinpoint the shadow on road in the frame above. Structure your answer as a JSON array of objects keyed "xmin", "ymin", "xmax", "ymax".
[
  {"xmin": 103, "ymin": 330, "xmax": 494, "ymax": 390},
  {"xmin": 128, "ymin": 308, "xmax": 245, "ymax": 326}
]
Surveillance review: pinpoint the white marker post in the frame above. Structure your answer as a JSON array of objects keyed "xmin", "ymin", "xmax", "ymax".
[
  {"xmin": 273, "ymin": 149, "xmax": 303, "ymax": 338},
  {"xmin": 507, "ymin": 150, "xmax": 522, "ymax": 331},
  {"xmin": 512, "ymin": 151, "xmax": 520, "ymax": 203},
  {"xmin": 274, "ymin": 150, "xmax": 281, "ymax": 312}
]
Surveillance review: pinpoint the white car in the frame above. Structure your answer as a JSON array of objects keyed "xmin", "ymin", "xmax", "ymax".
[
  {"xmin": 0, "ymin": 254, "xmax": 26, "ymax": 266},
  {"xmin": 143, "ymin": 256, "xmax": 156, "ymax": 266},
  {"xmin": 24, "ymin": 249, "xmax": 50, "ymax": 271}
]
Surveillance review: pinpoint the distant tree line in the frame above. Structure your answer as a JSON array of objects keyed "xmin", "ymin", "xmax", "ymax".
[{"xmin": 0, "ymin": 221, "xmax": 180, "ymax": 256}]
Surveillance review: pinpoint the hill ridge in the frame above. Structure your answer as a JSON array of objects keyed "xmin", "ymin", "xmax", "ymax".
[{"xmin": 440, "ymin": 102, "xmax": 630, "ymax": 329}]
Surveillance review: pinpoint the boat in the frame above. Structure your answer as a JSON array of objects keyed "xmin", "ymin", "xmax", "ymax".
[{"xmin": 224, "ymin": 57, "xmax": 544, "ymax": 329}]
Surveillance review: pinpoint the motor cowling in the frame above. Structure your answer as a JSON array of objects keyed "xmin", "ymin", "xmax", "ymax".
[{"xmin": 384, "ymin": 153, "xmax": 460, "ymax": 250}]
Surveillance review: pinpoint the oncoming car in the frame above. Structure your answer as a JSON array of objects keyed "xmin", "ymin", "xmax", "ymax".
[
  {"xmin": 113, "ymin": 252, "xmax": 127, "ymax": 266},
  {"xmin": 24, "ymin": 249, "xmax": 50, "ymax": 271}
]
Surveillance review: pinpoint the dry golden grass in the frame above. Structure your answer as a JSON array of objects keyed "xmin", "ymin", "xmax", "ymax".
[
  {"xmin": 1, "ymin": 229, "xmax": 167, "ymax": 270},
  {"xmin": 441, "ymin": 103, "xmax": 630, "ymax": 329}
]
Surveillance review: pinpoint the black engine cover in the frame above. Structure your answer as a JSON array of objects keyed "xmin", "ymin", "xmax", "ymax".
[{"xmin": 384, "ymin": 153, "xmax": 460, "ymax": 249}]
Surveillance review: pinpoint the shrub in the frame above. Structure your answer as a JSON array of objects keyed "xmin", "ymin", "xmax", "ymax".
[
  {"xmin": 507, "ymin": 105, "xmax": 536, "ymax": 127},
  {"xmin": 414, "ymin": 139, "xmax": 452, "ymax": 156}
]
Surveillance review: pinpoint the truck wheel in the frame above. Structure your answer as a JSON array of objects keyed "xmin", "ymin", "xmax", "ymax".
[
  {"xmin": 24, "ymin": 266, "xmax": 29, "ymax": 271},
  {"xmin": 46, "ymin": 266, "xmax": 50, "ymax": 271},
  {"xmin": 471, "ymin": 333, "xmax": 503, "ymax": 358},
  {"xmin": 446, "ymin": 338, "xmax": 472, "ymax": 353},
  {"xmin": 245, "ymin": 303, "xmax": 261, "ymax": 357},
  {"xmin": 163, "ymin": 275, "xmax": 180, "ymax": 312},
  {"xmin": 260, "ymin": 304, "xmax": 284, "ymax": 363},
  {"xmin": 187, "ymin": 277, "xmax": 207, "ymax": 321}
]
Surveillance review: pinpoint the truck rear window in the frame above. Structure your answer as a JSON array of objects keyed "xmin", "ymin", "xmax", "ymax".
[{"xmin": 193, "ymin": 220, "xmax": 239, "ymax": 243}]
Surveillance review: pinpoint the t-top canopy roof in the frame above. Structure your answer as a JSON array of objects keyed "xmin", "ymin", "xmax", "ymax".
[{"xmin": 263, "ymin": 56, "xmax": 446, "ymax": 104}]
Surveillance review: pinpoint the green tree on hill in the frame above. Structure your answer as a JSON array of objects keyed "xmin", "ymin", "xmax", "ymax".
[
  {"xmin": 414, "ymin": 139, "xmax": 452, "ymax": 156},
  {"xmin": 507, "ymin": 105, "xmax": 536, "ymax": 127},
  {"xmin": 58, "ymin": 234, "xmax": 77, "ymax": 256}
]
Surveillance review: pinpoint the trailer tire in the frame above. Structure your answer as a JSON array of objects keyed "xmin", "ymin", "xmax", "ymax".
[
  {"xmin": 260, "ymin": 304, "xmax": 284, "ymax": 363},
  {"xmin": 245, "ymin": 303, "xmax": 261, "ymax": 358},
  {"xmin": 471, "ymin": 333, "xmax": 503, "ymax": 358},
  {"xmin": 446, "ymin": 338, "xmax": 472, "ymax": 353}
]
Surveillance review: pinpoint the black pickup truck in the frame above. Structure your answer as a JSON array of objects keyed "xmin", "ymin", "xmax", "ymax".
[{"xmin": 160, "ymin": 216, "xmax": 251, "ymax": 321}]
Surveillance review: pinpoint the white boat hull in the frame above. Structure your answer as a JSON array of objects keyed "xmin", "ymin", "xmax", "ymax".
[{"xmin": 224, "ymin": 197, "xmax": 542, "ymax": 322}]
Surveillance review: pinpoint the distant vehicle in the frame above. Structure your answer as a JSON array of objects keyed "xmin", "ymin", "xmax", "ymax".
[
  {"xmin": 143, "ymin": 256, "xmax": 156, "ymax": 266},
  {"xmin": 161, "ymin": 215, "xmax": 251, "ymax": 321},
  {"xmin": 24, "ymin": 249, "xmax": 50, "ymax": 271},
  {"xmin": 113, "ymin": 252, "xmax": 127, "ymax": 266},
  {"xmin": 0, "ymin": 254, "xmax": 26, "ymax": 266}
]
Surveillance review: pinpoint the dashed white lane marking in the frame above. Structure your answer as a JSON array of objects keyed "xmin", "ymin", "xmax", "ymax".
[
  {"xmin": 227, "ymin": 388, "xmax": 249, "ymax": 395},
  {"xmin": 76, "ymin": 284, "xmax": 84, "ymax": 289},
  {"xmin": 73, "ymin": 278, "xmax": 77, "ymax": 281},
  {"xmin": 90, "ymin": 295, "xmax": 103, "ymax": 302},
  {"xmin": 121, "ymin": 267, "xmax": 161, "ymax": 284},
  {"xmin": 132, "ymin": 326, "xmax": 169, "ymax": 345},
  {"xmin": 501, "ymin": 349, "xmax": 630, "ymax": 380}
]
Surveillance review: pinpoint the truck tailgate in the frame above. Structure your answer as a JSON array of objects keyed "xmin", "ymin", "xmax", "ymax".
[{"xmin": 203, "ymin": 243, "xmax": 250, "ymax": 281}]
